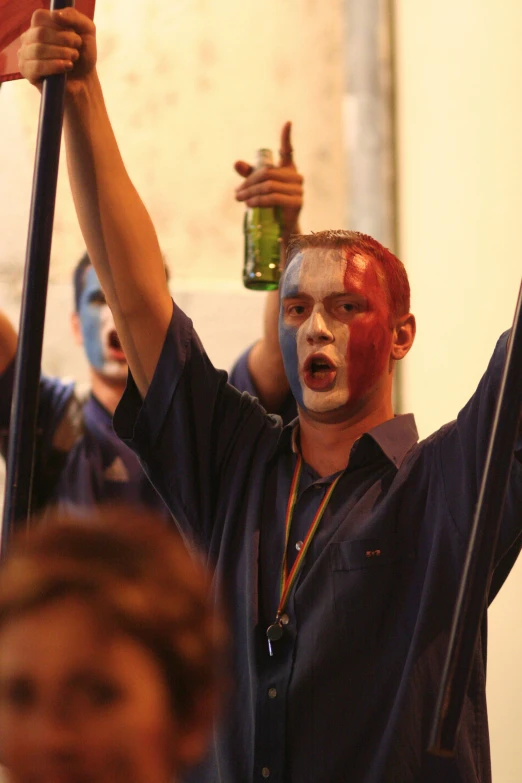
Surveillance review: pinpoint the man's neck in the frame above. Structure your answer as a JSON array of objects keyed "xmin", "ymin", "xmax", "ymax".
[
  {"xmin": 89, "ymin": 369, "xmax": 126, "ymax": 415},
  {"xmin": 298, "ymin": 399, "xmax": 394, "ymax": 477}
]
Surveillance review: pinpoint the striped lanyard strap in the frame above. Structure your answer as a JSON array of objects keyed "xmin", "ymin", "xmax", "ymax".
[{"xmin": 266, "ymin": 453, "xmax": 342, "ymax": 655}]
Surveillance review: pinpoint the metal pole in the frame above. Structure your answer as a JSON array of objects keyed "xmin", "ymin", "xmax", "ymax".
[
  {"xmin": 1, "ymin": 0, "xmax": 74, "ymax": 551},
  {"xmin": 429, "ymin": 279, "xmax": 522, "ymax": 755}
]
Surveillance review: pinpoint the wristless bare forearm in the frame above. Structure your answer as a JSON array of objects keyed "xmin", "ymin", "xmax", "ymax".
[
  {"xmin": 64, "ymin": 71, "xmax": 172, "ymax": 395},
  {"xmin": 64, "ymin": 72, "xmax": 167, "ymax": 316}
]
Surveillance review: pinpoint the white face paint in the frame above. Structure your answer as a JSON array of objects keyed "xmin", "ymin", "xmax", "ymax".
[
  {"xmin": 97, "ymin": 304, "xmax": 128, "ymax": 382},
  {"xmin": 280, "ymin": 248, "xmax": 355, "ymax": 413},
  {"xmin": 296, "ymin": 249, "xmax": 350, "ymax": 412}
]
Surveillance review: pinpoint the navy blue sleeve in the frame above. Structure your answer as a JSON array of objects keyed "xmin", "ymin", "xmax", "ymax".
[
  {"xmin": 438, "ymin": 331, "xmax": 522, "ymax": 593},
  {"xmin": 114, "ymin": 303, "xmax": 282, "ymax": 551},
  {"xmin": 228, "ymin": 344, "xmax": 258, "ymax": 397},
  {"xmin": 37, "ymin": 375, "xmax": 78, "ymax": 447},
  {"xmin": 229, "ymin": 344, "xmax": 299, "ymax": 426},
  {"xmin": 0, "ymin": 361, "xmax": 74, "ymax": 455}
]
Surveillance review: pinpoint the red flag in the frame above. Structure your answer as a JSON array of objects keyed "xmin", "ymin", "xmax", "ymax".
[{"xmin": 0, "ymin": 0, "xmax": 95, "ymax": 83}]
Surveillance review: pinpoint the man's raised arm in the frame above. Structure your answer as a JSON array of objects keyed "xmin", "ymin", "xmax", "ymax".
[{"xmin": 19, "ymin": 8, "xmax": 172, "ymax": 398}]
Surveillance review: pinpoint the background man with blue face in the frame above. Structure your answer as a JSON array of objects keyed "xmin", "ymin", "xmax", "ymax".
[
  {"xmin": 18, "ymin": 9, "xmax": 522, "ymax": 783},
  {"xmin": 0, "ymin": 251, "xmax": 171, "ymax": 514},
  {"xmin": 73, "ymin": 260, "xmax": 129, "ymax": 385}
]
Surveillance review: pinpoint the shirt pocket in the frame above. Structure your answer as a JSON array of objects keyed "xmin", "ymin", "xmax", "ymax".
[{"xmin": 329, "ymin": 538, "xmax": 407, "ymax": 654}]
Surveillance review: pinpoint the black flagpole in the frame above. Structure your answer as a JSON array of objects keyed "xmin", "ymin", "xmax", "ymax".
[
  {"xmin": 429, "ymin": 278, "xmax": 522, "ymax": 756},
  {"xmin": 1, "ymin": 0, "xmax": 74, "ymax": 552}
]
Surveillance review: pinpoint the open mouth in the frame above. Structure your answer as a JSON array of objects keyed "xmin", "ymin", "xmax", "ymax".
[
  {"xmin": 302, "ymin": 353, "xmax": 337, "ymax": 391},
  {"xmin": 107, "ymin": 330, "xmax": 126, "ymax": 362}
]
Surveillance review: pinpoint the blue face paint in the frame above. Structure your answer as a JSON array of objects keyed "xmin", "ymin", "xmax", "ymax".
[
  {"xmin": 278, "ymin": 254, "xmax": 305, "ymax": 408},
  {"xmin": 77, "ymin": 266, "xmax": 105, "ymax": 370}
]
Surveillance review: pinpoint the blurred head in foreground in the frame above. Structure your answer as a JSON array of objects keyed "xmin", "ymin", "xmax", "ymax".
[{"xmin": 0, "ymin": 507, "xmax": 226, "ymax": 783}]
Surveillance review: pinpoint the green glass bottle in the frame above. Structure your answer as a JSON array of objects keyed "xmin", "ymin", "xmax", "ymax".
[{"xmin": 242, "ymin": 149, "xmax": 282, "ymax": 291}]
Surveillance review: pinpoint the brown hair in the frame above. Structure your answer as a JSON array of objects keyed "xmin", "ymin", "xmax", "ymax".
[
  {"xmin": 0, "ymin": 507, "xmax": 227, "ymax": 725},
  {"xmin": 286, "ymin": 230, "xmax": 411, "ymax": 319}
]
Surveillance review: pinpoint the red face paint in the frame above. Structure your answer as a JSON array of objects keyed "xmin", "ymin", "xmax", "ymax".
[{"xmin": 343, "ymin": 253, "xmax": 393, "ymax": 406}]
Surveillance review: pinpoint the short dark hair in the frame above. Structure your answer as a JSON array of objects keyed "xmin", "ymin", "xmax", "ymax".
[
  {"xmin": 0, "ymin": 506, "xmax": 227, "ymax": 725},
  {"xmin": 72, "ymin": 252, "xmax": 171, "ymax": 312},
  {"xmin": 72, "ymin": 251, "xmax": 92, "ymax": 313},
  {"xmin": 286, "ymin": 230, "xmax": 411, "ymax": 319}
]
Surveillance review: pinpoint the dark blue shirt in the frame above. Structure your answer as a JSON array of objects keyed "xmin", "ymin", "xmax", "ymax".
[
  {"xmin": 0, "ymin": 361, "xmax": 171, "ymax": 518},
  {"xmin": 114, "ymin": 304, "xmax": 522, "ymax": 783},
  {"xmin": 229, "ymin": 344, "xmax": 298, "ymax": 425}
]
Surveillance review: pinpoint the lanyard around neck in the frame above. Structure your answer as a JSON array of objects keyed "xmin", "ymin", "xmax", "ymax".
[{"xmin": 266, "ymin": 453, "xmax": 342, "ymax": 654}]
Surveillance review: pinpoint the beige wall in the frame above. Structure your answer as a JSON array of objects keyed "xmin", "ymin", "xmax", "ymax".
[
  {"xmin": 0, "ymin": 0, "xmax": 345, "ymax": 288},
  {"xmin": 394, "ymin": 2, "xmax": 522, "ymax": 780}
]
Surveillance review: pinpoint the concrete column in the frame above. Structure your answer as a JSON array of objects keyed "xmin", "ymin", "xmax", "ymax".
[{"xmin": 343, "ymin": 0, "xmax": 396, "ymax": 250}]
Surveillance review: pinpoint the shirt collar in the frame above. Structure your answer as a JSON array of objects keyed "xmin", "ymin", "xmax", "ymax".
[
  {"xmin": 286, "ymin": 413, "xmax": 418, "ymax": 471},
  {"xmin": 364, "ymin": 414, "xmax": 418, "ymax": 469}
]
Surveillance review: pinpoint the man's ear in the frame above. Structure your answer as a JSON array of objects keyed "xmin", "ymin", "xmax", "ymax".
[
  {"xmin": 391, "ymin": 313, "xmax": 416, "ymax": 361},
  {"xmin": 70, "ymin": 312, "xmax": 84, "ymax": 347}
]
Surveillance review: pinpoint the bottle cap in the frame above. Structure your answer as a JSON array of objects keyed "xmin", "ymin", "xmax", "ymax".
[{"xmin": 255, "ymin": 149, "xmax": 274, "ymax": 169}]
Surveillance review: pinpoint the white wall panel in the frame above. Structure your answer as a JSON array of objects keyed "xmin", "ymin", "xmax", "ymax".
[{"xmin": 394, "ymin": 3, "xmax": 522, "ymax": 780}]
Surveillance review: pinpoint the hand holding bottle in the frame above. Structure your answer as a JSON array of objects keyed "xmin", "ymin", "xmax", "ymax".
[{"xmin": 234, "ymin": 121, "xmax": 304, "ymax": 241}]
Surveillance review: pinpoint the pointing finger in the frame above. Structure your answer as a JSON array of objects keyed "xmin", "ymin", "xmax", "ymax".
[{"xmin": 278, "ymin": 121, "xmax": 293, "ymax": 167}]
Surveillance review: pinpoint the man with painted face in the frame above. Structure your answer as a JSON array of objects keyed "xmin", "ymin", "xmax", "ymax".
[
  {"xmin": 19, "ymin": 10, "xmax": 522, "ymax": 783},
  {"xmin": 0, "ymin": 252, "xmax": 172, "ymax": 514}
]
